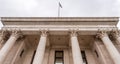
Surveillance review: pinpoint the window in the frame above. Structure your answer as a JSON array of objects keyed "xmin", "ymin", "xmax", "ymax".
[
  {"xmin": 54, "ymin": 51, "xmax": 64, "ymax": 64},
  {"xmin": 81, "ymin": 51, "xmax": 88, "ymax": 64},
  {"xmin": 20, "ymin": 49, "xmax": 24, "ymax": 57}
]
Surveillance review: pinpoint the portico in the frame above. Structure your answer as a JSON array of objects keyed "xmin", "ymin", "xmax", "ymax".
[{"xmin": 0, "ymin": 17, "xmax": 120, "ymax": 64}]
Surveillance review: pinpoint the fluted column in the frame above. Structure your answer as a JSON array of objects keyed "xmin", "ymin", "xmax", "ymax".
[
  {"xmin": 111, "ymin": 30, "xmax": 120, "ymax": 44},
  {"xmin": 97, "ymin": 30, "xmax": 120, "ymax": 64},
  {"xmin": 70, "ymin": 30, "xmax": 83, "ymax": 64},
  {"xmin": 33, "ymin": 30, "xmax": 47, "ymax": 64},
  {"xmin": 0, "ymin": 30, "xmax": 22, "ymax": 64}
]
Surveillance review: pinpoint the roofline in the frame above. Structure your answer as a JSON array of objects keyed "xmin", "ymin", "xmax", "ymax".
[
  {"xmin": 1, "ymin": 17, "xmax": 119, "ymax": 25},
  {"xmin": 1, "ymin": 17, "xmax": 119, "ymax": 19},
  {"xmin": 1, "ymin": 17, "xmax": 119, "ymax": 21}
]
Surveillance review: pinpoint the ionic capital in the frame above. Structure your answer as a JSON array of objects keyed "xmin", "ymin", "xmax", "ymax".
[
  {"xmin": 97, "ymin": 30, "xmax": 108, "ymax": 39},
  {"xmin": 111, "ymin": 29, "xmax": 120, "ymax": 39}
]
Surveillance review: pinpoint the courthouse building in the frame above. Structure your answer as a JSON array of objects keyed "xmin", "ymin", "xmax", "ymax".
[{"xmin": 0, "ymin": 17, "xmax": 120, "ymax": 64}]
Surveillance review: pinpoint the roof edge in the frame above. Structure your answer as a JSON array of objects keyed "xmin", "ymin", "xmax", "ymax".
[{"xmin": 1, "ymin": 17, "xmax": 119, "ymax": 26}]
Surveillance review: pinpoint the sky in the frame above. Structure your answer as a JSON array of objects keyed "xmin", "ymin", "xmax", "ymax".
[{"xmin": 0, "ymin": 0, "xmax": 120, "ymax": 28}]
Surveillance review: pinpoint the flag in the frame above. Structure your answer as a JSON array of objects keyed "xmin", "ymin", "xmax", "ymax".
[{"xmin": 59, "ymin": 2, "xmax": 62, "ymax": 8}]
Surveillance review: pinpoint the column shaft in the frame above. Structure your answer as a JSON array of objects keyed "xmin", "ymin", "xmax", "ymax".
[
  {"xmin": 0, "ymin": 30, "xmax": 20, "ymax": 64},
  {"xmin": 33, "ymin": 32, "xmax": 47, "ymax": 64},
  {"xmin": 98, "ymin": 32, "xmax": 120, "ymax": 64},
  {"xmin": 0, "ymin": 35, "xmax": 18, "ymax": 63},
  {"xmin": 70, "ymin": 32, "xmax": 83, "ymax": 64}
]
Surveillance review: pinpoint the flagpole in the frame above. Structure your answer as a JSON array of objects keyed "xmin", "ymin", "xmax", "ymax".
[
  {"xmin": 58, "ymin": 2, "xmax": 60, "ymax": 17},
  {"xmin": 58, "ymin": 3, "xmax": 60, "ymax": 17},
  {"xmin": 58, "ymin": 2, "xmax": 62, "ymax": 17}
]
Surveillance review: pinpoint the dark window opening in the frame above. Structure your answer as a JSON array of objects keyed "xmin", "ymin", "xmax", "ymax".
[
  {"xmin": 54, "ymin": 51, "xmax": 64, "ymax": 64},
  {"xmin": 31, "ymin": 50, "xmax": 36, "ymax": 64},
  {"xmin": 20, "ymin": 49, "xmax": 24, "ymax": 57},
  {"xmin": 81, "ymin": 51, "xmax": 88, "ymax": 64},
  {"xmin": 94, "ymin": 50, "xmax": 99, "ymax": 57}
]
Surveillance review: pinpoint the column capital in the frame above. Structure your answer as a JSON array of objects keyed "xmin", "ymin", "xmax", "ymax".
[
  {"xmin": 111, "ymin": 29, "xmax": 120, "ymax": 39},
  {"xmin": 69, "ymin": 29, "xmax": 78, "ymax": 37},
  {"xmin": 40, "ymin": 29, "xmax": 48, "ymax": 37},
  {"xmin": 11, "ymin": 29, "xmax": 22, "ymax": 38},
  {"xmin": 0, "ymin": 29, "xmax": 8, "ymax": 37},
  {"xmin": 97, "ymin": 30, "xmax": 108, "ymax": 39},
  {"xmin": 0, "ymin": 29, "xmax": 9, "ymax": 40}
]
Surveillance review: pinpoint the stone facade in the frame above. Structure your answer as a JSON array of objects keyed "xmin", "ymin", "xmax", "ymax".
[{"xmin": 0, "ymin": 17, "xmax": 120, "ymax": 64}]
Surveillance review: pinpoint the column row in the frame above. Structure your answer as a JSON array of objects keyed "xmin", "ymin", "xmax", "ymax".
[
  {"xmin": 33, "ymin": 30, "xmax": 120, "ymax": 64},
  {"xmin": 0, "ymin": 30, "xmax": 120, "ymax": 64},
  {"xmin": 32, "ymin": 30, "xmax": 83, "ymax": 64}
]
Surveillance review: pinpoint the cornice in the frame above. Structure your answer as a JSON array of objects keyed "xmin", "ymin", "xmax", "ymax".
[
  {"xmin": 1, "ymin": 17, "xmax": 119, "ymax": 28},
  {"xmin": 1, "ymin": 17, "xmax": 119, "ymax": 22}
]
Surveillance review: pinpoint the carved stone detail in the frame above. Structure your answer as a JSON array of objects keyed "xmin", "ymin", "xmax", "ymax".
[
  {"xmin": 11, "ymin": 29, "xmax": 22, "ymax": 38},
  {"xmin": 70, "ymin": 29, "xmax": 78, "ymax": 37},
  {"xmin": 0, "ymin": 29, "xmax": 9, "ymax": 42},
  {"xmin": 111, "ymin": 29, "xmax": 120, "ymax": 39},
  {"xmin": 97, "ymin": 30, "xmax": 108, "ymax": 38},
  {"xmin": 40, "ymin": 29, "xmax": 48, "ymax": 37},
  {"xmin": 0, "ymin": 29, "xmax": 7, "ymax": 37}
]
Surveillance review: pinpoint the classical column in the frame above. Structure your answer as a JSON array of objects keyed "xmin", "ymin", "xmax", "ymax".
[
  {"xmin": 33, "ymin": 30, "xmax": 47, "ymax": 64},
  {"xmin": 97, "ymin": 30, "xmax": 120, "ymax": 64},
  {"xmin": 0, "ymin": 30, "xmax": 22, "ymax": 64},
  {"xmin": 0, "ymin": 30, "xmax": 7, "ymax": 43},
  {"xmin": 70, "ymin": 30, "xmax": 83, "ymax": 64},
  {"xmin": 0, "ymin": 30, "xmax": 6, "ymax": 49},
  {"xmin": 0, "ymin": 32, "xmax": 4, "ymax": 43},
  {"xmin": 111, "ymin": 30, "xmax": 120, "ymax": 44}
]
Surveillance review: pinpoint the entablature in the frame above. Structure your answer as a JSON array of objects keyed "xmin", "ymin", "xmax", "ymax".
[
  {"xmin": 1, "ymin": 17, "xmax": 119, "ymax": 35},
  {"xmin": 0, "ymin": 27, "xmax": 117, "ymax": 35}
]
